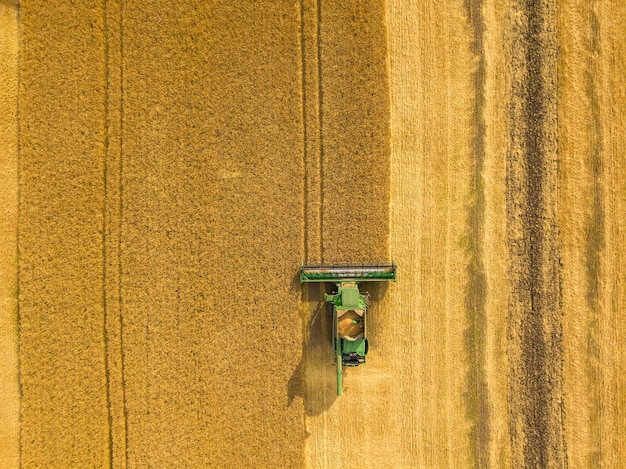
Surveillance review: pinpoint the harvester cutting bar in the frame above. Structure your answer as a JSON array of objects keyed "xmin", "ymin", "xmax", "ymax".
[{"xmin": 300, "ymin": 263, "xmax": 397, "ymax": 283}]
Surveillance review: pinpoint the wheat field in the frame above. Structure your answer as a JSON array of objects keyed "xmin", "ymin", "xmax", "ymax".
[{"xmin": 1, "ymin": 0, "xmax": 625, "ymax": 467}]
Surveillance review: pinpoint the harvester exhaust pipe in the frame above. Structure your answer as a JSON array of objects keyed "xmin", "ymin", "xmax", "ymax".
[{"xmin": 336, "ymin": 341, "xmax": 343, "ymax": 396}]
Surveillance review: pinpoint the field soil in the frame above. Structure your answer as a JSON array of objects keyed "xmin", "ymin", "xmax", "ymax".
[{"xmin": 1, "ymin": 1, "xmax": 625, "ymax": 468}]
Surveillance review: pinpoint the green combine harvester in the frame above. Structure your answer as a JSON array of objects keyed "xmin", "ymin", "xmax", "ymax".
[{"xmin": 300, "ymin": 263, "xmax": 397, "ymax": 396}]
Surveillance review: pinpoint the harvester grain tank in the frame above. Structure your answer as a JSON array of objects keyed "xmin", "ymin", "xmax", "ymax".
[{"xmin": 300, "ymin": 263, "xmax": 397, "ymax": 395}]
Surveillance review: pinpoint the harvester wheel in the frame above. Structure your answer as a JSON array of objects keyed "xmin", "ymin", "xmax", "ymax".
[
  {"xmin": 364, "ymin": 338, "xmax": 369, "ymax": 354},
  {"xmin": 326, "ymin": 302, "xmax": 334, "ymax": 316}
]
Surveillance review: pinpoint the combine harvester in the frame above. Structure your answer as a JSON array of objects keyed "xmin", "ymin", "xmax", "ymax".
[{"xmin": 300, "ymin": 263, "xmax": 397, "ymax": 395}]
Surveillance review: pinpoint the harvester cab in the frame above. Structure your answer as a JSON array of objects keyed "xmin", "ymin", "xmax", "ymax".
[{"xmin": 300, "ymin": 263, "xmax": 397, "ymax": 396}]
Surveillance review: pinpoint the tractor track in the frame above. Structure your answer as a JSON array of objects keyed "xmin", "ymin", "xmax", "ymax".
[
  {"xmin": 0, "ymin": 2, "xmax": 19, "ymax": 467},
  {"xmin": 465, "ymin": 0, "xmax": 490, "ymax": 466}
]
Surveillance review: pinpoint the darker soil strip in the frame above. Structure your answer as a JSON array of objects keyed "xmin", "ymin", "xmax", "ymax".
[
  {"xmin": 506, "ymin": 0, "xmax": 566, "ymax": 466},
  {"xmin": 520, "ymin": 0, "xmax": 550, "ymax": 457},
  {"xmin": 464, "ymin": 0, "xmax": 490, "ymax": 466}
]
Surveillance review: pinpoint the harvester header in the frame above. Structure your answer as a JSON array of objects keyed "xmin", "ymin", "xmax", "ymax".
[{"xmin": 299, "ymin": 263, "xmax": 397, "ymax": 283}]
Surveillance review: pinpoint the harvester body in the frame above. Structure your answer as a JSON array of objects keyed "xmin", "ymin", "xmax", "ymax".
[{"xmin": 300, "ymin": 263, "xmax": 396, "ymax": 395}]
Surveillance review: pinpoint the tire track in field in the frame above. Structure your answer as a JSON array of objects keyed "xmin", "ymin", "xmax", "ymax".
[
  {"xmin": 316, "ymin": 0, "xmax": 325, "ymax": 263},
  {"xmin": 103, "ymin": 0, "xmax": 128, "ymax": 466},
  {"xmin": 102, "ymin": 2, "xmax": 115, "ymax": 464},
  {"xmin": 0, "ymin": 2, "xmax": 20, "ymax": 467},
  {"xmin": 506, "ymin": 0, "xmax": 566, "ymax": 466},
  {"xmin": 584, "ymin": 3, "xmax": 604, "ymax": 463},
  {"xmin": 300, "ymin": 0, "xmax": 322, "ymax": 265},
  {"xmin": 464, "ymin": 1, "xmax": 490, "ymax": 466},
  {"xmin": 299, "ymin": 0, "xmax": 309, "ymax": 263}
]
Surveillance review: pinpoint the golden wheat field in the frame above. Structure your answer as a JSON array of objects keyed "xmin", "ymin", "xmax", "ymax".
[{"xmin": 1, "ymin": 0, "xmax": 625, "ymax": 467}]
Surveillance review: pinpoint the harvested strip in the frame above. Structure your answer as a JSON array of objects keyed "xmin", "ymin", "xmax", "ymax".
[{"xmin": 557, "ymin": 1, "xmax": 603, "ymax": 465}]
